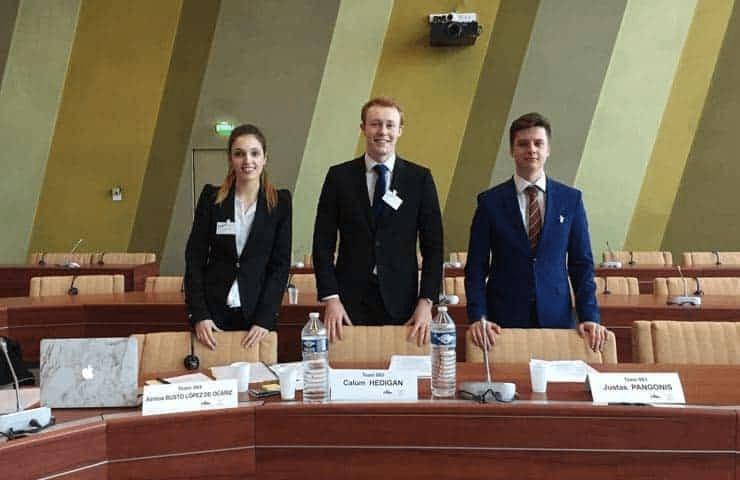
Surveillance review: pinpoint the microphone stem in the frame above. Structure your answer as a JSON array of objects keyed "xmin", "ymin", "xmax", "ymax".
[
  {"xmin": 481, "ymin": 318, "xmax": 491, "ymax": 383},
  {"xmin": 0, "ymin": 340, "xmax": 21, "ymax": 412}
]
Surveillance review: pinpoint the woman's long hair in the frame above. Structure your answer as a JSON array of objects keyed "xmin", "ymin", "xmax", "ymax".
[{"xmin": 215, "ymin": 124, "xmax": 278, "ymax": 212}]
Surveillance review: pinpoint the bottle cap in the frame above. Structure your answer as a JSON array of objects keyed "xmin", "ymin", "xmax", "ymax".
[
  {"xmin": 309, "ymin": 312, "xmax": 320, "ymax": 318},
  {"xmin": 437, "ymin": 306, "xmax": 448, "ymax": 312}
]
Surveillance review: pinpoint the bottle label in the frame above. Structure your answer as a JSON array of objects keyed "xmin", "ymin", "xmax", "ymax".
[
  {"xmin": 431, "ymin": 331, "xmax": 456, "ymax": 346},
  {"xmin": 302, "ymin": 338, "xmax": 328, "ymax": 354}
]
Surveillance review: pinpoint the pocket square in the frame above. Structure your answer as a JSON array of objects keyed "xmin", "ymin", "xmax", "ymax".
[{"xmin": 559, "ymin": 215, "xmax": 565, "ymax": 224}]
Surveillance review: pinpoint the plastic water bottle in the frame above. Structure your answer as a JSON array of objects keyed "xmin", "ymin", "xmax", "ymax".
[
  {"xmin": 301, "ymin": 312, "xmax": 329, "ymax": 403},
  {"xmin": 431, "ymin": 306, "xmax": 456, "ymax": 398}
]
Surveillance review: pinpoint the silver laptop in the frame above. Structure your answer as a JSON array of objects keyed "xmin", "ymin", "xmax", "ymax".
[{"xmin": 40, "ymin": 338, "xmax": 139, "ymax": 408}]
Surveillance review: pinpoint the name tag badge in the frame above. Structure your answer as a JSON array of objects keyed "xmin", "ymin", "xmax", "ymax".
[
  {"xmin": 216, "ymin": 220, "xmax": 236, "ymax": 235},
  {"xmin": 382, "ymin": 189, "xmax": 403, "ymax": 210}
]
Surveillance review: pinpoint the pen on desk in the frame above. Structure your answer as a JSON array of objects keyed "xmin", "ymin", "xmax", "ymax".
[
  {"xmin": 156, "ymin": 378, "xmax": 170, "ymax": 384},
  {"xmin": 262, "ymin": 361, "xmax": 279, "ymax": 379}
]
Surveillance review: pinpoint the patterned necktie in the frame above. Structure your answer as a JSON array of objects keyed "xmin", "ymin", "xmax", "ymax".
[
  {"xmin": 526, "ymin": 185, "xmax": 542, "ymax": 250},
  {"xmin": 372, "ymin": 164, "xmax": 388, "ymax": 218}
]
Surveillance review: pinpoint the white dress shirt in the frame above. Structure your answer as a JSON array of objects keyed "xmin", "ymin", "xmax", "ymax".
[
  {"xmin": 513, "ymin": 174, "xmax": 546, "ymax": 233},
  {"xmin": 226, "ymin": 196, "xmax": 257, "ymax": 308}
]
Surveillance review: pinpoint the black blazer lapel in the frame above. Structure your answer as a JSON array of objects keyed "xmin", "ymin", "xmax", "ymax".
[
  {"xmin": 241, "ymin": 189, "xmax": 267, "ymax": 261},
  {"xmin": 217, "ymin": 185, "xmax": 238, "ymax": 260},
  {"xmin": 350, "ymin": 157, "xmax": 374, "ymax": 231}
]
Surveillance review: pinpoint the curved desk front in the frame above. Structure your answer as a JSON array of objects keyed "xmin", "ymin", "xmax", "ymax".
[{"xmin": 1, "ymin": 363, "xmax": 739, "ymax": 479}]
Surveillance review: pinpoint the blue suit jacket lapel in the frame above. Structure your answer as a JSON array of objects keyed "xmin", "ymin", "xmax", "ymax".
[
  {"xmin": 503, "ymin": 179, "xmax": 530, "ymax": 252},
  {"xmin": 539, "ymin": 178, "xmax": 559, "ymax": 248}
]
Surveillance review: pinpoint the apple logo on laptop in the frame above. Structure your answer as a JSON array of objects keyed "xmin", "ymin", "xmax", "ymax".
[{"xmin": 82, "ymin": 365, "xmax": 95, "ymax": 380}]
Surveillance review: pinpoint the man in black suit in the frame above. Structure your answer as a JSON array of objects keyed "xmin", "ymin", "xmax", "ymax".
[{"xmin": 312, "ymin": 96, "xmax": 443, "ymax": 344}]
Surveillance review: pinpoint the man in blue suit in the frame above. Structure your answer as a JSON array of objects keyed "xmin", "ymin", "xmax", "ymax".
[{"xmin": 464, "ymin": 112, "xmax": 606, "ymax": 351}]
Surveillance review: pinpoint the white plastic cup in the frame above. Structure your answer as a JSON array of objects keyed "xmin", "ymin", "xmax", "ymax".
[
  {"xmin": 288, "ymin": 286, "xmax": 299, "ymax": 304},
  {"xmin": 279, "ymin": 367, "xmax": 298, "ymax": 400},
  {"xmin": 230, "ymin": 362, "xmax": 251, "ymax": 392},
  {"xmin": 529, "ymin": 362, "xmax": 548, "ymax": 393}
]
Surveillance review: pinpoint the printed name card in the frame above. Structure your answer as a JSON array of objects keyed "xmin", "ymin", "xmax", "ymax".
[
  {"xmin": 588, "ymin": 373, "xmax": 685, "ymax": 404},
  {"xmin": 142, "ymin": 379, "xmax": 238, "ymax": 416},
  {"xmin": 330, "ymin": 369, "xmax": 417, "ymax": 401}
]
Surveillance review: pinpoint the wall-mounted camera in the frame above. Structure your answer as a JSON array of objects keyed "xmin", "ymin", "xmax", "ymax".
[{"xmin": 429, "ymin": 12, "xmax": 481, "ymax": 46}]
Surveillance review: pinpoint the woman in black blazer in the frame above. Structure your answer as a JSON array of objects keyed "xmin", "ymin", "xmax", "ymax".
[{"xmin": 185, "ymin": 124, "xmax": 291, "ymax": 350}]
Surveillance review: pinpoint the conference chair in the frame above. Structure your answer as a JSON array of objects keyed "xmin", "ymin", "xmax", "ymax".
[
  {"xmin": 465, "ymin": 328, "xmax": 618, "ymax": 364},
  {"xmin": 601, "ymin": 250, "xmax": 673, "ymax": 265},
  {"xmin": 144, "ymin": 276, "xmax": 183, "ymax": 293},
  {"xmin": 443, "ymin": 277, "xmax": 467, "ymax": 303},
  {"xmin": 449, "ymin": 251, "xmax": 468, "ymax": 266},
  {"xmin": 632, "ymin": 320, "xmax": 740, "ymax": 364},
  {"xmin": 653, "ymin": 277, "xmax": 740, "ymax": 296},
  {"xmin": 594, "ymin": 276, "xmax": 640, "ymax": 295},
  {"xmin": 29, "ymin": 274, "xmax": 125, "ymax": 296},
  {"xmin": 28, "ymin": 252, "xmax": 94, "ymax": 266},
  {"xmin": 329, "ymin": 326, "xmax": 429, "ymax": 362},
  {"xmin": 134, "ymin": 331, "xmax": 278, "ymax": 377},
  {"xmin": 682, "ymin": 251, "xmax": 740, "ymax": 266},
  {"xmin": 290, "ymin": 273, "xmax": 316, "ymax": 294},
  {"xmin": 95, "ymin": 252, "xmax": 156, "ymax": 265}
]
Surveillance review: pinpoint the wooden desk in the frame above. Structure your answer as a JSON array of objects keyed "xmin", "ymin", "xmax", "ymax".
[
  {"xmin": 2, "ymin": 364, "xmax": 738, "ymax": 479},
  {"xmin": 3, "ymin": 292, "xmax": 740, "ymax": 364},
  {"xmin": 595, "ymin": 264, "xmax": 740, "ymax": 294},
  {"xmin": 0, "ymin": 263, "xmax": 160, "ymax": 297}
]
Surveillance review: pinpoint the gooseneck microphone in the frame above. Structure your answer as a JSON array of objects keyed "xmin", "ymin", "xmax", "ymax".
[
  {"xmin": 97, "ymin": 252, "xmax": 107, "ymax": 265},
  {"xmin": 68, "ymin": 276, "xmax": 79, "ymax": 296},
  {"xmin": 183, "ymin": 331, "xmax": 200, "ymax": 370},
  {"xmin": 713, "ymin": 250, "xmax": 722, "ymax": 265},
  {"xmin": 628, "ymin": 251, "xmax": 635, "ymax": 265},
  {"xmin": 601, "ymin": 241, "xmax": 622, "ymax": 268},
  {"xmin": 37, "ymin": 252, "xmax": 47, "ymax": 266},
  {"xmin": 667, "ymin": 266, "xmax": 701, "ymax": 306},
  {"xmin": 0, "ymin": 338, "xmax": 20, "ymax": 412},
  {"xmin": 602, "ymin": 277, "xmax": 611, "ymax": 295}
]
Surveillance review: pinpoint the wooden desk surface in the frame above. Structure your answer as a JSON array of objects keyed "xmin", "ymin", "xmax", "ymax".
[
  {"xmin": 3, "ymin": 291, "xmax": 740, "ymax": 364},
  {"xmin": 2, "ymin": 363, "xmax": 739, "ymax": 480},
  {"xmin": 0, "ymin": 263, "xmax": 160, "ymax": 298}
]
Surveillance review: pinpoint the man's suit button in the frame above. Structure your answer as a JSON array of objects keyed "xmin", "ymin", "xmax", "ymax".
[
  {"xmin": 235, "ymin": 262, "xmax": 240, "ymax": 268},
  {"xmin": 375, "ymin": 241, "xmax": 381, "ymax": 247}
]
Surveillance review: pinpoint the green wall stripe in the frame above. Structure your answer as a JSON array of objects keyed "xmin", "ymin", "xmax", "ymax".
[
  {"xmin": 362, "ymin": 0, "xmax": 501, "ymax": 207},
  {"xmin": 574, "ymin": 0, "xmax": 697, "ymax": 257},
  {"xmin": 0, "ymin": 0, "xmax": 19, "ymax": 87},
  {"xmin": 490, "ymin": 0, "xmax": 627, "ymax": 187},
  {"xmin": 662, "ymin": 2, "xmax": 740, "ymax": 253},
  {"xmin": 29, "ymin": 0, "xmax": 184, "ymax": 254},
  {"xmin": 291, "ymin": 0, "xmax": 393, "ymax": 259},
  {"xmin": 0, "ymin": 0, "xmax": 80, "ymax": 263},
  {"xmin": 443, "ymin": 0, "xmax": 539, "ymax": 252},
  {"xmin": 160, "ymin": 0, "xmax": 340, "ymax": 274},
  {"xmin": 129, "ymin": 0, "xmax": 220, "ymax": 257},
  {"xmin": 626, "ymin": 0, "xmax": 734, "ymax": 250}
]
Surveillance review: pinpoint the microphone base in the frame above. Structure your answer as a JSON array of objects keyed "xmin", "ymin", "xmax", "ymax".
[
  {"xmin": 600, "ymin": 261, "xmax": 622, "ymax": 269},
  {"xmin": 667, "ymin": 295, "xmax": 701, "ymax": 306},
  {"xmin": 459, "ymin": 381, "xmax": 516, "ymax": 402},
  {"xmin": 0, "ymin": 407, "xmax": 52, "ymax": 436}
]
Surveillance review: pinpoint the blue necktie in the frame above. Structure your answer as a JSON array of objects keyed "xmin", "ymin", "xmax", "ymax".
[{"xmin": 372, "ymin": 164, "xmax": 388, "ymax": 219}]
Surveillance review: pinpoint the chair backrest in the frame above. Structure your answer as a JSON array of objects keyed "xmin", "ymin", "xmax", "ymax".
[
  {"xmin": 454, "ymin": 277, "xmax": 466, "ymax": 303},
  {"xmin": 302, "ymin": 254, "xmax": 313, "ymax": 268},
  {"xmin": 465, "ymin": 328, "xmax": 617, "ymax": 364},
  {"xmin": 290, "ymin": 273, "xmax": 316, "ymax": 293},
  {"xmin": 682, "ymin": 251, "xmax": 740, "ymax": 266},
  {"xmin": 328, "ymin": 326, "xmax": 429, "ymax": 362},
  {"xmin": 137, "ymin": 331, "xmax": 278, "ymax": 376},
  {"xmin": 594, "ymin": 276, "xmax": 640, "ymax": 295},
  {"xmin": 29, "ymin": 274, "xmax": 125, "ymax": 296},
  {"xmin": 653, "ymin": 277, "xmax": 740, "ymax": 296},
  {"xmin": 449, "ymin": 251, "xmax": 468, "ymax": 265},
  {"xmin": 28, "ymin": 252, "xmax": 94, "ymax": 265},
  {"xmin": 98, "ymin": 252, "xmax": 156, "ymax": 265},
  {"xmin": 144, "ymin": 276, "xmax": 183, "ymax": 293},
  {"xmin": 632, "ymin": 320, "xmax": 740, "ymax": 364},
  {"xmin": 602, "ymin": 250, "xmax": 672, "ymax": 265}
]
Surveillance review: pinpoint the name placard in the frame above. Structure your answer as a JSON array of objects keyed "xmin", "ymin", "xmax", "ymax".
[
  {"xmin": 588, "ymin": 373, "xmax": 685, "ymax": 404},
  {"xmin": 142, "ymin": 379, "xmax": 238, "ymax": 416},
  {"xmin": 330, "ymin": 369, "xmax": 417, "ymax": 401}
]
